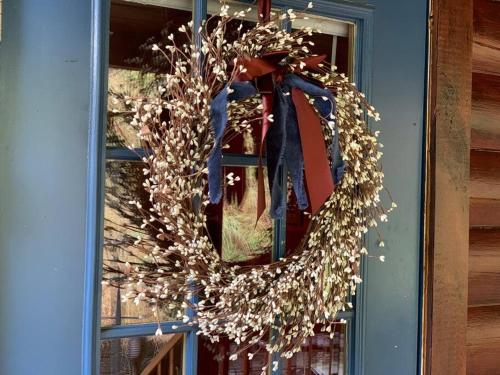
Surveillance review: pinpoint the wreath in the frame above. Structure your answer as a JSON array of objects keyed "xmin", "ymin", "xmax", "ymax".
[{"xmin": 106, "ymin": 2, "xmax": 394, "ymax": 370}]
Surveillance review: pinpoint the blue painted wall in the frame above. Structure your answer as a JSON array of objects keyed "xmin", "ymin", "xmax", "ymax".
[
  {"xmin": 0, "ymin": 1, "xmax": 91, "ymax": 374},
  {"xmin": 0, "ymin": 0, "xmax": 427, "ymax": 374}
]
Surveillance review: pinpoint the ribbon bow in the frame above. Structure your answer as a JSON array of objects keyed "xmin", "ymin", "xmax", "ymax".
[{"xmin": 208, "ymin": 53, "xmax": 344, "ymax": 221}]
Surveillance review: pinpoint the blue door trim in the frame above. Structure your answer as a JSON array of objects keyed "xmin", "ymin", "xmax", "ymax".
[
  {"xmin": 82, "ymin": 0, "xmax": 109, "ymax": 374},
  {"xmin": 101, "ymin": 321, "xmax": 195, "ymax": 340}
]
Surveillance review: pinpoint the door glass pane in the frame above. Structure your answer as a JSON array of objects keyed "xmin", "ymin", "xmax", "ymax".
[
  {"xmin": 108, "ymin": 68, "xmax": 156, "ymax": 148},
  {"xmin": 223, "ymin": 117, "xmax": 263, "ymax": 157},
  {"xmin": 197, "ymin": 324, "xmax": 347, "ymax": 375},
  {"xmin": 206, "ymin": 166, "xmax": 273, "ymax": 265},
  {"xmin": 282, "ymin": 16, "xmax": 352, "ymax": 375},
  {"xmin": 103, "ymin": 0, "xmax": 193, "ymax": 326},
  {"xmin": 108, "ymin": 0, "xmax": 192, "ymax": 148},
  {"xmin": 100, "ymin": 333, "xmax": 184, "ymax": 375},
  {"xmin": 109, "ymin": 0, "xmax": 191, "ymax": 70},
  {"xmin": 102, "ymin": 160, "xmax": 182, "ymax": 326},
  {"xmin": 286, "ymin": 14, "xmax": 353, "ymax": 254},
  {"xmin": 292, "ymin": 14, "xmax": 354, "ymax": 76},
  {"xmin": 283, "ymin": 323, "xmax": 347, "ymax": 375},
  {"xmin": 198, "ymin": 335, "xmax": 269, "ymax": 375}
]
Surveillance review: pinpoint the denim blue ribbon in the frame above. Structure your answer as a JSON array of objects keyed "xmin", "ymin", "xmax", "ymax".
[{"xmin": 208, "ymin": 81, "xmax": 258, "ymax": 204}]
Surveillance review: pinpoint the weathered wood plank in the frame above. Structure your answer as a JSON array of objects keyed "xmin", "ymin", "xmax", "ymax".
[
  {"xmin": 470, "ymin": 198, "xmax": 500, "ymax": 228},
  {"xmin": 472, "ymin": 0, "xmax": 500, "ymax": 77},
  {"xmin": 424, "ymin": 0, "xmax": 472, "ymax": 374},
  {"xmin": 470, "ymin": 150, "xmax": 500, "ymax": 200},
  {"xmin": 471, "ymin": 1, "xmax": 500, "ymax": 147},
  {"xmin": 469, "ymin": 228, "xmax": 500, "ymax": 306},
  {"xmin": 471, "ymin": 73, "xmax": 500, "ymax": 150},
  {"xmin": 467, "ymin": 305, "xmax": 500, "ymax": 375},
  {"xmin": 467, "ymin": 342, "xmax": 500, "ymax": 375},
  {"xmin": 468, "ymin": 305, "xmax": 500, "ymax": 346},
  {"xmin": 474, "ymin": 0, "xmax": 500, "ymax": 46},
  {"xmin": 472, "ymin": 41, "xmax": 500, "ymax": 77},
  {"xmin": 471, "ymin": 128, "xmax": 500, "ymax": 151}
]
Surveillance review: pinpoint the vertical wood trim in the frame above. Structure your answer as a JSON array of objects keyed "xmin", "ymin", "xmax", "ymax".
[{"xmin": 424, "ymin": 0, "xmax": 472, "ymax": 374}]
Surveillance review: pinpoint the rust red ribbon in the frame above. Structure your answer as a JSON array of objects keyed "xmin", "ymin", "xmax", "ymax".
[
  {"xmin": 258, "ymin": 0, "xmax": 271, "ymax": 23},
  {"xmin": 291, "ymin": 88, "xmax": 335, "ymax": 214}
]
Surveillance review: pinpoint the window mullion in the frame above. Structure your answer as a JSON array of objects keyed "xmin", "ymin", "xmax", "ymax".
[
  {"xmin": 269, "ymin": 162, "xmax": 287, "ymax": 375},
  {"xmin": 184, "ymin": 2, "xmax": 207, "ymax": 374},
  {"xmin": 272, "ymin": 164, "xmax": 288, "ymax": 262},
  {"xmin": 268, "ymin": 11, "xmax": 293, "ymax": 375},
  {"xmin": 193, "ymin": 0, "xmax": 207, "ymax": 50},
  {"xmin": 101, "ymin": 320, "xmax": 194, "ymax": 340}
]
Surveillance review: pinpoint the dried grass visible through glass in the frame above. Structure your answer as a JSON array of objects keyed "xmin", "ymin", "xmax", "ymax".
[
  {"xmin": 221, "ymin": 166, "xmax": 273, "ymax": 264},
  {"xmin": 101, "ymin": 161, "xmax": 182, "ymax": 326},
  {"xmin": 107, "ymin": 68, "xmax": 157, "ymax": 148}
]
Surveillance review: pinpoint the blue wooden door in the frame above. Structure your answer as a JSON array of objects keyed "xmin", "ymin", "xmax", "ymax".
[{"xmin": 0, "ymin": 0, "xmax": 427, "ymax": 374}]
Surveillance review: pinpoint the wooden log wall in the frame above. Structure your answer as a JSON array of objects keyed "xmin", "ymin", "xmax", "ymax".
[{"xmin": 468, "ymin": 0, "xmax": 500, "ymax": 373}]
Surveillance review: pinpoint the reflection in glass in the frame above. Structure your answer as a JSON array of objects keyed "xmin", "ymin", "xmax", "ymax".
[
  {"xmin": 197, "ymin": 324, "xmax": 346, "ymax": 375},
  {"xmin": 283, "ymin": 323, "xmax": 347, "ymax": 375},
  {"xmin": 107, "ymin": 0, "xmax": 193, "ymax": 148},
  {"xmin": 292, "ymin": 14, "xmax": 353, "ymax": 76},
  {"xmin": 105, "ymin": 0, "xmax": 195, "ymax": 325},
  {"xmin": 107, "ymin": 68, "xmax": 157, "ymax": 148},
  {"xmin": 198, "ymin": 335, "xmax": 269, "ymax": 375},
  {"xmin": 102, "ymin": 161, "xmax": 180, "ymax": 326},
  {"xmin": 100, "ymin": 333, "xmax": 184, "ymax": 375},
  {"xmin": 229, "ymin": 340, "xmax": 269, "ymax": 375},
  {"xmin": 223, "ymin": 102, "xmax": 263, "ymax": 156},
  {"xmin": 109, "ymin": 0, "xmax": 192, "ymax": 70}
]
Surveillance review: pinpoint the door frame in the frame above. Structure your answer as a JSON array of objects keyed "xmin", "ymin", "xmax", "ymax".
[{"xmin": 82, "ymin": 2, "xmax": 430, "ymax": 375}]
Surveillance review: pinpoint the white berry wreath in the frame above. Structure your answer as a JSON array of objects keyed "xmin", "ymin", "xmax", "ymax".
[{"xmin": 105, "ymin": 2, "xmax": 394, "ymax": 370}]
